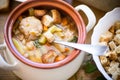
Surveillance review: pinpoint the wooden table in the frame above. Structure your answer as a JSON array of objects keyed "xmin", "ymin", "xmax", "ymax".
[{"xmin": 0, "ymin": 1, "xmax": 106, "ymax": 80}]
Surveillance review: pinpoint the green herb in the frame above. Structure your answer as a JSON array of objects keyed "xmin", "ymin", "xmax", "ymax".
[
  {"xmin": 33, "ymin": 40, "xmax": 41, "ymax": 48},
  {"xmin": 87, "ymin": 54, "xmax": 92, "ymax": 56},
  {"xmin": 96, "ymin": 76, "xmax": 106, "ymax": 80},
  {"xmin": 69, "ymin": 36, "xmax": 78, "ymax": 42},
  {"xmin": 84, "ymin": 61, "xmax": 97, "ymax": 73}
]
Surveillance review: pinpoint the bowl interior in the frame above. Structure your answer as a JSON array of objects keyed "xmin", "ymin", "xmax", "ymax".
[{"xmin": 4, "ymin": 0, "xmax": 86, "ymax": 68}]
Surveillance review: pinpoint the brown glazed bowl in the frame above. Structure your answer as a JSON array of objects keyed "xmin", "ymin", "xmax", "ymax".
[{"xmin": 1, "ymin": 0, "xmax": 96, "ymax": 80}]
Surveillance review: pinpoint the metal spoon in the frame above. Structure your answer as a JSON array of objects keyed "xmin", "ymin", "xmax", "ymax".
[{"xmin": 54, "ymin": 40, "xmax": 108, "ymax": 56}]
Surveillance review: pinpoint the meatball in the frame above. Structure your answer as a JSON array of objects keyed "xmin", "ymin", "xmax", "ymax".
[{"xmin": 19, "ymin": 16, "xmax": 43, "ymax": 40}]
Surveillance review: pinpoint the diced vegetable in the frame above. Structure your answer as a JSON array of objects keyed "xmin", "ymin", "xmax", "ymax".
[
  {"xmin": 46, "ymin": 42, "xmax": 51, "ymax": 46},
  {"xmin": 38, "ymin": 35, "xmax": 47, "ymax": 45},
  {"xmin": 43, "ymin": 25, "xmax": 48, "ymax": 31},
  {"xmin": 55, "ymin": 54, "xmax": 66, "ymax": 62},
  {"xmin": 54, "ymin": 32, "xmax": 64, "ymax": 38},
  {"xmin": 49, "ymin": 25, "xmax": 62, "ymax": 33},
  {"xmin": 12, "ymin": 38, "xmax": 25, "ymax": 55},
  {"xmin": 43, "ymin": 25, "xmax": 62, "ymax": 43},
  {"xmin": 65, "ymin": 47, "xmax": 70, "ymax": 52},
  {"xmin": 61, "ymin": 17, "xmax": 68, "ymax": 26},
  {"xmin": 18, "ymin": 16, "xmax": 23, "ymax": 21},
  {"xmin": 28, "ymin": 8, "xmax": 34, "ymax": 16}
]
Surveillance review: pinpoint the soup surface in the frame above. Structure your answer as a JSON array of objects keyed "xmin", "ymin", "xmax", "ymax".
[
  {"xmin": 12, "ymin": 8, "xmax": 78, "ymax": 64},
  {"xmin": 99, "ymin": 21, "xmax": 120, "ymax": 80}
]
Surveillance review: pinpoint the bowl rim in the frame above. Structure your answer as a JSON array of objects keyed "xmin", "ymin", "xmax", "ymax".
[
  {"xmin": 92, "ymin": 7, "xmax": 120, "ymax": 80},
  {"xmin": 4, "ymin": 0, "xmax": 86, "ymax": 69}
]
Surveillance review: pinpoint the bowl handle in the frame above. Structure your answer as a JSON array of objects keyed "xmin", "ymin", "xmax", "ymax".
[
  {"xmin": 0, "ymin": 43, "xmax": 18, "ymax": 70},
  {"xmin": 75, "ymin": 5, "xmax": 96, "ymax": 32}
]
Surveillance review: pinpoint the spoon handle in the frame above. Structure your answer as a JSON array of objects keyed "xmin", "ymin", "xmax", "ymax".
[{"xmin": 54, "ymin": 41, "xmax": 108, "ymax": 56}]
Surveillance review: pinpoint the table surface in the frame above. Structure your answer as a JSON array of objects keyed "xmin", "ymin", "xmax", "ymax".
[{"xmin": 0, "ymin": 0, "xmax": 106, "ymax": 80}]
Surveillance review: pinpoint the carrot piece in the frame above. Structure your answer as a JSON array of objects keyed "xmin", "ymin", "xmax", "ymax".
[
  {"xmin": 65, "ymin": 47, "xmax": 70, "ymax": 52},
  {"xmin": 55, "ymin": 54, "xmax": 66, "ymax": 62},
  {"xmin": 46, "ymin": 42, "xmax": 51, "ymax": 46},
  {"xmin": 61, "ymin": 17, "xmax": 68, "ymax": 26},
  {"xmin": 18, "ymin": 16, "xmax": 23, "ymax": 21},
  {"xmin": 43, "ymin": 25, "xmax": 48, "ymax": 31}
]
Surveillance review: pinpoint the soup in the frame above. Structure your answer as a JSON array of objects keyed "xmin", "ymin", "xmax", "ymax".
[{"xmin": 12, "ymin": 8, "xmax": 78, "ymax": 64}]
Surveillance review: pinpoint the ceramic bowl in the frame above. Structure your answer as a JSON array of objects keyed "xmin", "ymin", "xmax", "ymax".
[
  {"xmin": 0, "ymin": 0, "xmax": 96, "ymax": 80},
  {"xmin": 91, "ymin": 7, "xmax": 120, "ymax": 80}
]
